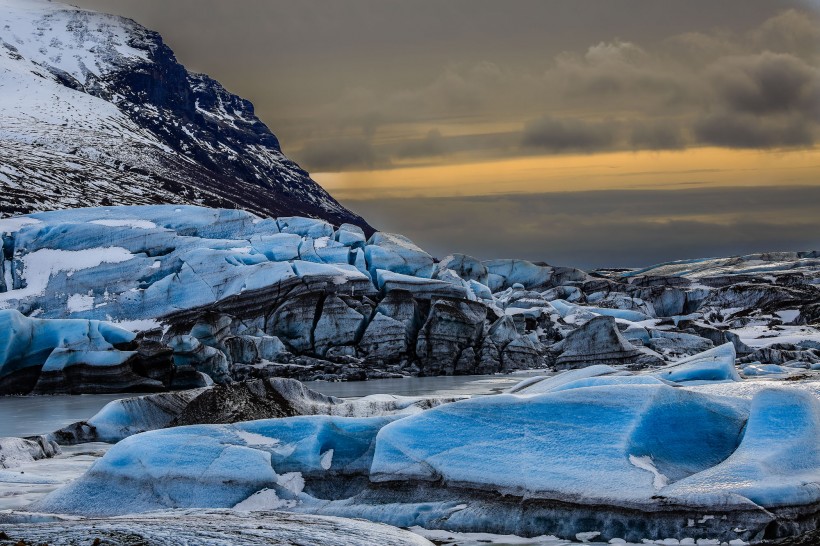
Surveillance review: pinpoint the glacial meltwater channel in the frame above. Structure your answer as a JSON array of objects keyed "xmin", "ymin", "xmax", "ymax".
[{"xmin": 0, "ymin": 372, "xmax": 542, "ymax": 438}]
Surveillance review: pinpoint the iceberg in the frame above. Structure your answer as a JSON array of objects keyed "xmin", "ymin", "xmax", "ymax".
[
  {"xmin": 653, "ymin": 342, "xmax": 740, "ymax": 384},
  {"xmin": 0, "ymin": 309, "xmax": 160, "ymax": 394},
  {"xmin": 31, "ymin": 377, "xmax": 820, "ymax": 543},
  {"xmin": 663, "ymin": 388, "xmax": 820, "ymax": 508}
]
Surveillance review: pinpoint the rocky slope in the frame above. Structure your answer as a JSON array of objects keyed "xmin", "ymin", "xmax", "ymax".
[
  {"xmin": 0, "ymin": 0, "xmax": 370, "ymax": 231},
  {"xmin": 1, "ymin": 205, "xmax": 818, "ymax": 394}
]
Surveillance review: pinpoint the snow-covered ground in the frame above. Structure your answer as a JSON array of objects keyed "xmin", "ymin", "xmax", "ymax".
[{"xmin": 0, "ymin": 442, "xmax": 109, "ymax": 511}]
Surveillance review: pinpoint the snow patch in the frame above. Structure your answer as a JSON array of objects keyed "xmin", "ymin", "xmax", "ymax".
[
  {"xmin": 629, "ymin": 455, "xmax": 669, "ymax": 491},
  {"xmin": 320, "ymin": 449, "xmax": 334, "ymax": 470},
  {"xmin": 66, "ymin": 293, "xmax": 94, "ymax": 312},
  {"xmin": 89, "ymin": 219, "xmax": 158, "ymax": 229},
  {"xmin": 0, "ymin": 247, "xmax": 134, "ymax": 303}
]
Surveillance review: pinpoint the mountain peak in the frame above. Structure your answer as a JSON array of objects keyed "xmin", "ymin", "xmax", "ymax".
[{"xmin": 0, "ymin": 0, "xmax": 372, "ymax": 232}]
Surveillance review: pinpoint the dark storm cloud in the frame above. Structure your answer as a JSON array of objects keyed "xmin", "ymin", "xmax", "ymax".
[
  {"xmin": 70, "ymin": 0, "xmax": 820, "ymax": 172},
  {"xmin": 708, "ymin": 52, "xmax": 819, "ymax": 115},
  {"xmin": 295, "ymin": 138, "xmax": 382, "ymax": 172},
  {"xmin": 694, "ymin": 113, "xmax": 815, "ymax": 148},
  {"xmin": 521, "ymin": 116, "xmax": 618, "ymax": 152},
  {"xmin": 628, "ymin": 121, "xmax": 687, "ymax": 150},
  {"xmin": 343, "ymin": 186, "xmax": 820, "ymax": 269}
]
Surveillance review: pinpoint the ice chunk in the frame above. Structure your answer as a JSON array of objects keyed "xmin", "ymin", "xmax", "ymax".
[
  {"xmin": 653, "ymin": 343, "xmax": 740, "ymax": 384},
  {"xmin": 663, "ymin": 388, "xmax": 820, "ymax": 508},
  {"xmin": 365, "ymin": 233, "xmax": 435, "ymax": 279},
  {"xmin": 0, "ymin": 309, "xmax": 137, "ymax": 394},
  {"xmin": 741, "ymin": 363, "xmax": 789, "ymax": 377},
  {"xmin": 371, "ymin": 384, "xmax": 748, "ymax": 505},
  {"xmin": 36, "ymin": 425, "xmax": 278, "ymax": 515}
]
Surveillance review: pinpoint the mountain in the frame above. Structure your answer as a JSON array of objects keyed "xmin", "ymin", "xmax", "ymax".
[{"xmin": 0, "ymin": 0, "xmax": 371, "ymax": 231}]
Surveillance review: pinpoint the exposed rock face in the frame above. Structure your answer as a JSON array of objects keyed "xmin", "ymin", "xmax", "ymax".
[{"xmin": 0, "ymin": 0, "xmax": 371, "ymax": 231}]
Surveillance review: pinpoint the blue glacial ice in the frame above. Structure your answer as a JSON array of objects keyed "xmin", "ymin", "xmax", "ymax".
[
  {"xmin": 31, "ymin": 373, "xmax": 820, "ymax": 542},
  {"xmin": 0, "ymin": 309, "xmax": 142, "ymax": 392},
  {"xmin": 663, "ymin": 388, "xmax": 820, "ymax": 508},
  {"xmin": 653, "ymin": 342, "xmax": 741, "ymax": 384},
  {"xmin": 369, "ymin": 383, "xmax": 749, "ymax": 504}
]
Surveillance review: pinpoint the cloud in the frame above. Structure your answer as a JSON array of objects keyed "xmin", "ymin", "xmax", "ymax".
[
  {"xmin": 344, "ymin": 186, "xmax": 820, "ymax": 269},
  {"xmin": 694, "ymin": 112, "xmax": 815, "ymax": 148},
  {"xmin": 293, "ymin": 137, "xmax": 383, "ymax": 172},
  {"xmin": 521, "ymin": 116, "xmax": 619, "ymax": 152},
  {"xmin": 291, "ymin": 8, "xmax": 820, "ymax": 171},
  {"xmin": 628, "ymin": 120, "xmax": 687, "ymax": 150},
  {"xmin": 707, "ymin": 52, "xmax": 819, "ymax": 115}
]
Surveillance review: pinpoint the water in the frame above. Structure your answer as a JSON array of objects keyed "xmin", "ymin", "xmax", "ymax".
[
  {"xmin": 304, "ymin": 371, "xmax": 542, "ymax": 399},
  {"xmin": 0, "ymin": 372, "xmax": 546, "ymax": 439},
  {"xmin": 0, "ymin": 394, "xmax": 146, "ymax": 438}
]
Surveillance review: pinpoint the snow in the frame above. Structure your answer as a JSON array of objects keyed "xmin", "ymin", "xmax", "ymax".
[
  {"xmin": 0, "ymin": 217, "xmax": 40, "ymax": 234},
  {"xmin": 775, "ymin": 309, "xmax": 800, "ymax": 323},
  {"xmin": 0, "ymin": 442, "xmax": 109, "ymax": 511},
  {"xmin": 233, "ymin": 488, "xmax": 294, "ymax": 511},
  {"xmin": 0, "ymin": 246, "xmax": 134, "ymax": 304},
  {"xmin": 628, "ymin": 455, "xmax": 669, "ymax": 491},
  {"xmin": 66, "ymin": 293, "xmax": 94, "ymax": 313},
  {"xmin": 732, "ymin": 325, "xmax": 820, "ymax": 348},
  {"xmin": 89, "ymin": 219, "xmax": 158, "ymax": 229}
]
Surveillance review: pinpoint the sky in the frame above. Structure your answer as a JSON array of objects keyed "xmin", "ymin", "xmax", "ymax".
[{"xmin": 72, "ymin": 0, "xmax": 820, "ymax": 268}]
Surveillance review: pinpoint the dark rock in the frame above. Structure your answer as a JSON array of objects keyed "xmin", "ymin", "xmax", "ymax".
[{"xmin": 170, "ymin": 378, "xmax": 338, "ymax": 426}]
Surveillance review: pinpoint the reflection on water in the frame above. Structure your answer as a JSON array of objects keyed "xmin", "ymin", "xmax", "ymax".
[{"xmin": 0, "ymin": 372, "xmax": 548, "ymax": 438}]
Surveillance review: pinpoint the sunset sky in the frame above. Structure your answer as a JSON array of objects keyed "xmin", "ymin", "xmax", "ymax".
[{"xmin": 73, "ymin": 0, "xmax": 820, "ymax": 268}]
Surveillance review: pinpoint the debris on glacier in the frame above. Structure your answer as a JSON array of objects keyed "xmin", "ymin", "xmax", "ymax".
[{"xmin": 50, "ymin": 378, "xmax": 464, "ymax": 444}]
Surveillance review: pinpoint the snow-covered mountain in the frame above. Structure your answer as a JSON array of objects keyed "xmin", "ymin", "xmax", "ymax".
[{"xmin": 0, "ymin": 0, "xmax": 371, "ymax": 231}]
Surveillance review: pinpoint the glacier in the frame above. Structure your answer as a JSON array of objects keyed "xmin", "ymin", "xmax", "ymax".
[
  {"xmin": 0, "ymin": 204, "xmax": 818, "ymax": 543},
  {"xmin": 30, "ymin": 376, "xmax": 820, "ymax": 543},
  {"xmin": 1, "ymin": 204, "xmax": 819, "ymax": 394}
]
